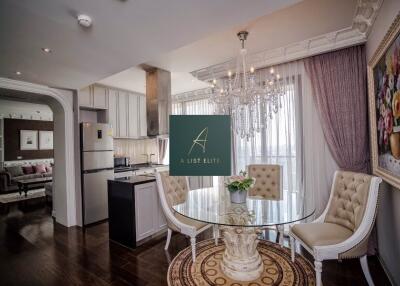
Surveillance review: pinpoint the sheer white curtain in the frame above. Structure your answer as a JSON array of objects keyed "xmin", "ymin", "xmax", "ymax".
[
  {"xmin": 235, "ymin": 61, "xmax": 337, "ymax": 218},
  {"xmin": 172, "ymin": 61, "xmax": 337, "ymax": 216},
  {"xmin": 172, "ymin": 99, "xmax": 214, "ymax": 115},
  {"xmin": 234, "ymin": 62, "xmax": 302, "ymax": 220}
]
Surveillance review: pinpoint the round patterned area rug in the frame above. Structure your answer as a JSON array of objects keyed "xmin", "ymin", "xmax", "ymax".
[{"xmin": 167, "ymin": 239, "xmax": 315, "ymax": 286}]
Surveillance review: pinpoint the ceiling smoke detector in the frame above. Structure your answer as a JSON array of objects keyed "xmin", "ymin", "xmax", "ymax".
[{"xmin": 77, "ymin": 14, "xmax": 92, "ymax": 28}]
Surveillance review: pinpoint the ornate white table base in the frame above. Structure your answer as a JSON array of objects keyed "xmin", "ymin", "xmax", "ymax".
[{"xmin": 220, "ymin": 226, "xmax": 264, "ymax": 281}]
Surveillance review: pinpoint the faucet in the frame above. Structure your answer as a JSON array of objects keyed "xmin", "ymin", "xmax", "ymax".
[
  {"xmin": 141, "ymin": 154, "xmax": 149, "ymax": 164},
  {"xmin": 149, "ymin": 154, "xmax": 156, "ymax": 166},
  {"xmin": 142, "ymin": 153, "xmax": 156, "ymax": 166}
]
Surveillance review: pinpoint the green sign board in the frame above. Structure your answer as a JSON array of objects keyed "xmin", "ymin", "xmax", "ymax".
[{"xmin": 169, "ymin": 115, "xmax": 231, "ymax": 176}]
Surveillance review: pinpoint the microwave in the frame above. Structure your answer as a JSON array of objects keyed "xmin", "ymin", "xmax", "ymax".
[{"xmin": 114, "ymin": 157, "xmax": 130, "ymax": 167}]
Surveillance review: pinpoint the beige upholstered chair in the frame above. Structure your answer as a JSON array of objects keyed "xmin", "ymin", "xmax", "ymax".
[
  {"xmin": 155, "ymin": 171, "xmax": 215, "ymax": 262},
  {"xmin": 289, "ymin": 171, "xmax": 382, "ymax": 286},
  {"xmin": 247, "ymin": 164, "xmax": 284, "ymax": 246}
]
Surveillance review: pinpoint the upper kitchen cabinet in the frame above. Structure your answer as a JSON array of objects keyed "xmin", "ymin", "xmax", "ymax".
[
  {"xmin": 79, "ymin": 86, "xmax": 92, "ymax": 107},
  {"xmin": 105, "ymin": 88, "xmax": 147, "ymax": 139},
  {"xmin": 108, "ymin": 89, "xmax": 118, "ymax": 137},
  {"xmin": 79, "ymin": 84, "xmax": 108, "ymax": 110},
  {"xmin": 118, "ymin": 91, "xmax": 129, "ymax": 138},
  {"xmin": 128, "ymin": 93, "xmax": 140, "ymax": 138},
  {"xmin": 138, "ymin": 95, "xmax": 147, "ymax": 137},
  {"xmin": 93, "ymin": 85, "xmax": 108, "ymax": 109}
]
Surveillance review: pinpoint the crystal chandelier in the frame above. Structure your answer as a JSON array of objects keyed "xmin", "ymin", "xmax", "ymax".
[{"xmin": 210, "ymin": 31, "xmax": 284, "ymax": 140}]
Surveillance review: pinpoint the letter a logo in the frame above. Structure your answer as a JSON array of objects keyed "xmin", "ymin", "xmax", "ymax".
[{"xmin": 188, "ymin": 127, "xmax": 208, "ymax": 155}]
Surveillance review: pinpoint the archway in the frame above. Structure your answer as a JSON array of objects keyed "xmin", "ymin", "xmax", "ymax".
[{"xmin": 0, "ymin": 78, "xmax": 78, "ymax": 227}]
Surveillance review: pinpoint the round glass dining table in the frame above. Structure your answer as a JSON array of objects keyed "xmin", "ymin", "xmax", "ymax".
[{"xmin": 172, "ymin": 182, "xmax": 315, "ymax": 282}]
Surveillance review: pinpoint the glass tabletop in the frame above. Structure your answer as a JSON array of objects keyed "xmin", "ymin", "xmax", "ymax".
[{"xmin": 172, "ymin": 183, "xmax": 315, "ymax": 227}]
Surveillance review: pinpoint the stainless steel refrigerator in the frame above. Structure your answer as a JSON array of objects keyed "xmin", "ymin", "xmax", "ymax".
[{"xmin": 80, "ymin": 122, "xmax": 114, "ymax": 225}]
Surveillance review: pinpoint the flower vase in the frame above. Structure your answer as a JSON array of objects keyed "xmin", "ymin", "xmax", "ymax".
[
  {"xmin": 229, "ymin": 188, "xmax": 248, "ymax": 204},
  {"xmin": 390, "ymin": 133, "xmax": 400, "ymax": 159}
]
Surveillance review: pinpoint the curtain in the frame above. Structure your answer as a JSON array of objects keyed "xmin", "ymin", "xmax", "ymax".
[
  {"xmin": 305, "ymin": 45, "xmax": 376, "ymax": 253},
  {"xmin": 235, "ymin": 63, "xmax": 302, "ymax": 220},
  {"xmin": 172, "ymin": 61, "xmax": 338, "ymax": 217},
  {"xmin": 232, "ymin": 61, "xmax": 337, "ymax": 220},
  {"xmin": 304, "ymin": 45, "xmax": 369, "ymax": 172}
]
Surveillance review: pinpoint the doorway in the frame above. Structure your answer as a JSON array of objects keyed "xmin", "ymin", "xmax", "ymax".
[{"xmin": 0, "ymin": 78, "xmax": 79, "ymax": 227}]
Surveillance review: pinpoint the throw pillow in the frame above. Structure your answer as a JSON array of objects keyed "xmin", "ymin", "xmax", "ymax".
[
  {"xmin": 46, "ymin": 165, "xmax": 52, "ymax": 173},
  {"xmin": 5, "ymin": 166, "xmax": 24, "ymax": 177},
  {"xmin": 34, "ymin": 164, "xmax": 47, "ymax": 174},
  {"xmin": 22, "ymin": 165, "xmax": 34, "ymax": 174}
]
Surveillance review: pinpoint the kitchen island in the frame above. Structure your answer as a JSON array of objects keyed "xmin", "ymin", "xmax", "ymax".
[{"xmin": 107, "ymin": 175, "xmax": 167, "ymax": 249}]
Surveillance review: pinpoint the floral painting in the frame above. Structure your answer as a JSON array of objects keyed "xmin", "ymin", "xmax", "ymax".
[{"xmin": 368, "ymin": 13, "xmax": 400, "ymax": 188}]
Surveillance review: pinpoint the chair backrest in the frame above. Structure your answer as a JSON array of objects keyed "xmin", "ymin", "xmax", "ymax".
[
  {"xmin": 157, "ymin": 171, "xmax": 189, "ymax": 208},
  {"xmin": 247, "ymin": 164, "xmax": 283, "ymax": 200},
  {"xmin": 155, "ymin": 171, "xmax": 192, "ymax": 233},
  {"xmin": 324, "ymin": 171, "xmax": 374, "ymax": 232}
]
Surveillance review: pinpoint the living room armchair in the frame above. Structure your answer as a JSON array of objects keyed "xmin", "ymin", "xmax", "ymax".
[{"xmin": 289, "ymin": 171, "xmax": 382, "ymax": 286}]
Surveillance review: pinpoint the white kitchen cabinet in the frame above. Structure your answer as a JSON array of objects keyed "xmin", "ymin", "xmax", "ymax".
[
  {"xmin": 79, "ymin": 86, "xmax": 92, "ymax": 107},
  {"xmin": 93, "ymin": 85, "xmax": 108, "ymax": 109},
  {"xmin": 79, "ymin": 85, "xmax": 108, "ymax": 110},
  {"xmin": 156, "ymin": 195, "xmax": 167, "ymax": 231},
  {"xmin": 128, "ymin": 93, "xmax": 140, "ymax": 138},
  {"xmin": 118, "ymin": 91, "xmax": 128, "ymax": 138},
  {"xmin": 108, "ymin": 89, "xmax": 118, "ymax": 137},
  {"xmin": 90, "ymin": 85, "xmax": 146, "ymax": 139},
  {"xmin": 139, "ymin": 95, "xmax": 147, "ymax": 137},
  {"xmin": 135, "ymin": 182, "xmax": 158, "ymax": 241}
]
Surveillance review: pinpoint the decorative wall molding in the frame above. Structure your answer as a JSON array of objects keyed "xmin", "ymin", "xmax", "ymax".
[
  {"xmin": 191, "ymin": 0, "xmax": 383, "ymax": 82},
  {"xmin": 172, "ymin": 87, "xmax": 213, "ymax": 102}
]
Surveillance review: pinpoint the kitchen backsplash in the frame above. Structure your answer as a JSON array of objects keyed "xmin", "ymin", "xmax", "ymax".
[{"xmin": 114, "ymin": 138, "xmax": 158, "ymax": 164}]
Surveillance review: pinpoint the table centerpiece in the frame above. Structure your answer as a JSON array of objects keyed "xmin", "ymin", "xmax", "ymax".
[{"xmin": 226, "ymin": 171, "xmax": 255, "ymax": 204}]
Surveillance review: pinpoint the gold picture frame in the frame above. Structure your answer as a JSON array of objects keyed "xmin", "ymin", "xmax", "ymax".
[{"xmin": 368, "ymin": 12, "xmax": 400, "ymax": 188}]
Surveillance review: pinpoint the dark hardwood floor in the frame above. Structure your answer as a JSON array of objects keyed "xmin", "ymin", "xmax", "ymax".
[{"xmin": 0, "ymin": 200, "xmax": 392, "ymax": 286}]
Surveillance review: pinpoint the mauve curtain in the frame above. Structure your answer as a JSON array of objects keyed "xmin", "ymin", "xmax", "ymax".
[
  {"xmin": 305, "ymin": 45, "xmax": 378, "ymax": 255},
  {"xmin": 304, "ymin": 45, "xmax": 369, "ymax": 172}
]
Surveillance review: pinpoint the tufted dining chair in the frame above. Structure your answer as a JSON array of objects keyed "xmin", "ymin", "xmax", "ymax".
[
  {"xmin": 155, "ymin": 171, "xmax": 215, "ymax": 262},
  {"xmin": 289, "ymin": 171, "xmax": 382, "ymax": 286},
  {"xmin": 247, "ymin": 164, "xmax": 284, "ymax": 246}
]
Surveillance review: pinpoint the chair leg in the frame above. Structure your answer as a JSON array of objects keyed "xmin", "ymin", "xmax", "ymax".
[
  {"xmin": 164, "ymin": 228, "xmax": 172, "ymax": 250},
  {"xmin": 213, "ymin": 225, "xmax": 218, "ymax": 246},
  {"xmin": 190, "ymin": 236, "xmax": 196, "ymax": 262},
  {"xmin": 277, "ymin": 225, "xmax": 284, "ymax": 247},
  {"xmin": 314, "ymin": 260, "xmax": 322, "ymax": 286},
  {"xmin": 360, "ymin": 255, "xmax": 375, "ymax": 286},
  {"xmin": 290, "ymin": 236, "xmax": 295, "ymax": 262}
]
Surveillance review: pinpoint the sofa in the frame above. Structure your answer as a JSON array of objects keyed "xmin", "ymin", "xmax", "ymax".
[{"xmin": 0, "ymin": 159, "xmax": 53, "ymax": 194}]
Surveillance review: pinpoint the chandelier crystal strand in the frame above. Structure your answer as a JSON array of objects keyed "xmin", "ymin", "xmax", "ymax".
[{"xmin": 209, "ymin": 31, "xmax": 284, "ymax": 140}]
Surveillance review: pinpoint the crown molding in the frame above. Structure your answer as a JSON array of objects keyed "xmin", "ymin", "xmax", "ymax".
[
  {"xmin": 191, "ymin": 0, "xmax": 383, "ymax": 82},
  {"xmin": 172, "ymin": 87, "xmax": 213, "ymax": 102}
]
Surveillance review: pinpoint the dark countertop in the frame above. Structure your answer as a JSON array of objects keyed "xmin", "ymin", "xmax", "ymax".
[
  {"xmin": 108, "ymin": 175, "xmax": 156, "ymax": 186},
  {"xmin": 114, "ymin": 163, "xmax": 168, "ymax": 173}
]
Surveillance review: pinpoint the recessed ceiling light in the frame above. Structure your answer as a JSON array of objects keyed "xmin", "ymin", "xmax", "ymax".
[
  {"xmin": 15, "ymin": 71, "xmax": 22, "ymax": 75},
  {"xmin": 41, "ymin": 47, "xmax": 52, "ymax": 53}
]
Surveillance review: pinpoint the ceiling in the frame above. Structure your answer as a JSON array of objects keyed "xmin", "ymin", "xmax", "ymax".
[
  {"xmin": 0, "ymin": 0, "xmax": 301, "ymax": 90},
  {"xmin": 97, "ymin": 67, "xmax": 210, "ymax": 95},
  {"xmin": 147, "ymin": 0, "xmax": 357, "ymax": 73},
  {"xmin": 99, "ymin": 0, "xmax": 358, "ymax": 94}
]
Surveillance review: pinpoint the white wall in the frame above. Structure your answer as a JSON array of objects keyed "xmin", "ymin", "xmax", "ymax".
[
  {"xmin": 0, "ymin": 99, "xmax": 53, "ymax": 120},
  {"xmin": 366, "ymin": 1, "xmax": 400, "ymax": 284}
]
